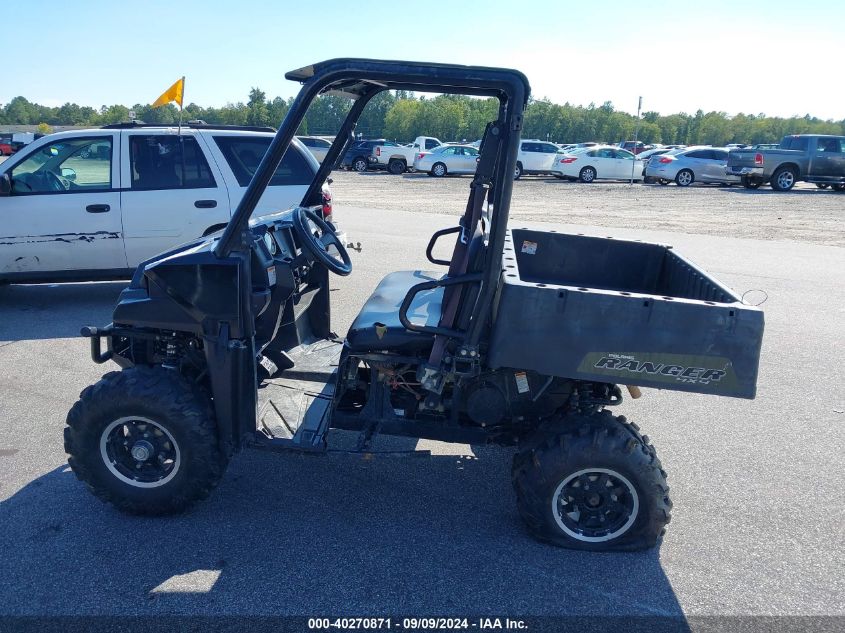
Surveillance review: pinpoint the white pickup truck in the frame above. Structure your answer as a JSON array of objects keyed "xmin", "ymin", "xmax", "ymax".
[
  {"xmin": 0, "ymin": 124, "xmax": 342, "ymax": 284},
  {"xmin": 370, "ymin": 135, "xmax": 442, "ymax": 174}
]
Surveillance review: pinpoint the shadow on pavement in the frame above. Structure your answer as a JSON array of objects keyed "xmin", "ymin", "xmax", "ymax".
[
  {"xmin": 0, "ymin": 439, "xmax": 688, "ymax": 624},
  {"xmin": 0, "ymin": 281, "xmax": 124, "ymax": 342}
]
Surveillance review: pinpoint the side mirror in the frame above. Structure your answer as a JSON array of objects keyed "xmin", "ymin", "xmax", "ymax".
[
  {"xmin": 61, "ymin": 167, "xmax": 77, "ymax": 181},
  {"xmin": 0, "ymin": 173, "xmax": 10, "ymax": 196}
]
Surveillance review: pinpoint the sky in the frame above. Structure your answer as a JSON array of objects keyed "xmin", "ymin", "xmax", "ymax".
[{"xmin": 3, "ymin": 0, "xmax": 843, "ymax": 120}]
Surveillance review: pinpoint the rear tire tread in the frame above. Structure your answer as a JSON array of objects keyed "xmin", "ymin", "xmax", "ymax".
[{"xmin": 511, "ymin": 410, "xmax": 671, "ymax": 551}]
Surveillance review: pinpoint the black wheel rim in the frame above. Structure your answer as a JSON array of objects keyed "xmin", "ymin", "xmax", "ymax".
[
  {"xmin": 99, "ymin": 417, "xmax": 180, "ymax": 488},
  {"xmin": 552, "ymin": 468, "xmax": 639, "ymax": 542}
]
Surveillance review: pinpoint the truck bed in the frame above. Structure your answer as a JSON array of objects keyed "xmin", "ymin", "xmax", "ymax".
[{"xmin": 488, "ymin": 229, "xmax": 764, "ymax": 399}]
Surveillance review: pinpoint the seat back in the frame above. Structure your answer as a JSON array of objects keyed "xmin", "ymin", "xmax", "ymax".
[{"xmin": 428, "ymin": 122, "xmax": 503, "ymax": 364}]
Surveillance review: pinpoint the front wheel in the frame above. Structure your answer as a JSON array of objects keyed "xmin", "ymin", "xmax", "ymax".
[
  {"xmin": 64, "ymin": 366, "xmax": 226, "ymax": 515},
  {"xmin": 742, "ymin": 176, "xmax": 762, "ymax": 189},
  {"xmin": 831, "ymin": 183, "xmax": 845, "ymax": 192},
  {"xmin": 512, "ymin": 411, "xmax": 672, "ymax": 551},
  {"xmin": 675, "ymin": 169, "xmax": 694, "ymax": 187},
  {"xmin": 514, "ymin": 163, "xmax": 524, "ymax": 180},
  {"xmin": 816, "ymin": 183, "xmax": 830, "ymax": 189}
]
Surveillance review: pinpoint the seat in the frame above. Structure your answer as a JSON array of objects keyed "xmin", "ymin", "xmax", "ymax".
[{"xmin": 345, "ymin": 270, "xmax": 444, "ymax": 354}]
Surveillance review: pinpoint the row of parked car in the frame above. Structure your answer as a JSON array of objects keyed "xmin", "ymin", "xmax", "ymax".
[{"xmin": 333, "ymin": 133, "xmax": 845, "ymax": 192}]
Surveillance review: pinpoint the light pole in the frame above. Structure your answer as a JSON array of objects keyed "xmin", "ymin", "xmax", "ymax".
[{"xmin": 630, "ymin": 96, "xmax": 642, "ymax": 185}]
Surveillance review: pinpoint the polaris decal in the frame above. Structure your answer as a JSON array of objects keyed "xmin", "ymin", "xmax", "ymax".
[{"xmin": 579, "ymin": 352, "xmax": 737, "ymax": 387}]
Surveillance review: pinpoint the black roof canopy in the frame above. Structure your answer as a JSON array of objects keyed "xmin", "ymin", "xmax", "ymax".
[{"xmin": 285, "ymin": 58, "xmax": 531, "ymax": 102}]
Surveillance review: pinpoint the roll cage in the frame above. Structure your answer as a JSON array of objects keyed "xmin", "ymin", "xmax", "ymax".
[{"xmin": 214, "ymin": 58, "xmax": 529, "ymax": 357}]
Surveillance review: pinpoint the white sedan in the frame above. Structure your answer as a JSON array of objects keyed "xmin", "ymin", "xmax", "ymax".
[
  {"xmin": 414, "ymin": 144, "xmax": 479, "ymax": 176},
  {"xmin": 551, "ymin": 145, "xmax": 645, "ymax": 183}
]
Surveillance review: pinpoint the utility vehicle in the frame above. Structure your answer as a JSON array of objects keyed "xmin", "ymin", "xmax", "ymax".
[{"xmin": 64, "ymin": 59, "xmax": 764, "ymax": 551}]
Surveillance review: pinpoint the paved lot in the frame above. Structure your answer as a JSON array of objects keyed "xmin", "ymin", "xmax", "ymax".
[{"xmin": 0, "ymin": 180, "xmax": 843, "ymax": 623}]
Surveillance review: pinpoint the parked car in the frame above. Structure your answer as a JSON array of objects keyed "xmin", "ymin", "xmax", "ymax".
[
  {"xmin": 551, "ymin": 145, "xmax": 644, "ymax": 183},
  {"xmin": 0, "ymin": 123, "xmax": 343, "ymax": 283},
  {"xmin": 618, "ymin": 140, "xmax": 649, "ymax": 155},
  {"xmin": 414, "ymin": 143, "xmax": 480, "ymax": 176},
  {"xmin": 297, "ymin": 136, "xmax": 332, "ymax": 162},
  {"xmin": 726, "ymin": 134, "xmax": 845, "ymax": 191},
  {"xmin": 645, "ymin": 146, "xmax": 740, "ymax": 187},
  {"xmin": 637, "ymin": 147, "xmax": 674, "ymax": 182},
  {"xmin": 515, "ymin": 140, "xmax": 561, "ymax": 178},
  {"xmin": 339, "ymin": 138, "xmax": 389, "ymax": 171},
  {"xmin": 0, "ymin": 141, "xmax": 12, "ymax": 156},
  {"xmin": 370, "ymin": 135, "xmax": 442, "ymax": 174}
]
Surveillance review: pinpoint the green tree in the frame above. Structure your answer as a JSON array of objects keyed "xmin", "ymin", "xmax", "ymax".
[{"xmin": 246, "ymin": 88, "xmax": 271, "ymax": 127}]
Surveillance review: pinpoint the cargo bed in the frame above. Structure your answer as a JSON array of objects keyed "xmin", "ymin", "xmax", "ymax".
[{"xmin": 488, "ymin": 229, "xmax": 764, "ymax": 399}]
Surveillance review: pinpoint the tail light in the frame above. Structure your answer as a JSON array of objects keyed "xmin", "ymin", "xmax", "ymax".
[
  {"xmin": 321, "ymin": 188, "xmax": 333, "ymax": 221},
  {"xmin": 658, "ymin": 157, "xmax": 673, "ymax": 164},
  {"xmin": 559, "ymin": 157, "xmax": 577, "ymax": 164},
  {"xmin": 416, "ymin": 153, "xmax": 425, "ymax": 161},
  {"xmin": 754, "ymin": 153, "xmax": 763, "ymax": 166},
  {"xmin": 375, "ymin": 147, "xmax": 381, "ymax": 156}
]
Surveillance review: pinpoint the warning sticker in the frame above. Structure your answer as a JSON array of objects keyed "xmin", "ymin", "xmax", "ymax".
[
  {"xmin": 514, "ymin": 371, "xmax": 530, "ymax": 394},
  {"xmin": 521, "ymin": 240, "xmax": 538, "ymax": 255}
]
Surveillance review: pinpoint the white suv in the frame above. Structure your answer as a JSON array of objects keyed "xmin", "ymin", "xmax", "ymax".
[
  {"xmin": 515, "ymin": 140, "xmax": 561, "ymax": 179},
  {"xmin": 0, "ymin": 124, "xmax": 341, "ymax": 284}
]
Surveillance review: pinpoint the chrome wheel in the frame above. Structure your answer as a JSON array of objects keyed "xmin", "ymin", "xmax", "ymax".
[
  {"xmin": 99, "ymin": 416, "xmax": 181, "ymax": 488},
  {"xmin": 776, "ymin": 170, "xmax": 795, "ymax": 190},
  {"xmin": 552, "ymin": 467, "xmax": 639, "ymax": 543},
  {"xmin": 676, "ymin": 170, "xmax": 693, "ymax": 187},
  {"xmin": 579, "ymin": 167, "xmax": 596, "ymax": 183}
]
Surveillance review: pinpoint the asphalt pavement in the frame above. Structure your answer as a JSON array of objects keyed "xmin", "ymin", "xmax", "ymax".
[{"xmin": 0, "ymin": 205, "xmax": 843, "ymax": 623}]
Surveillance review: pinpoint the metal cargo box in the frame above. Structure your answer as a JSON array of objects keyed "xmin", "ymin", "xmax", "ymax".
[{"xmin": 488, "ymin": 229, "xmax": 764, "ymax": 399}]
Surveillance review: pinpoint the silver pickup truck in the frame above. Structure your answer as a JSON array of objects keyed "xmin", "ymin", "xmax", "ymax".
[{"xmin": 726, "ymin": 134, "xmax": 845, "ymax": 191}]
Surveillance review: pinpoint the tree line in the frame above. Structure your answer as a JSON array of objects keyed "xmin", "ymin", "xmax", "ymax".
[{"xmin": 2, "ymin": 89, "xmax": 842, "ymax": 146}]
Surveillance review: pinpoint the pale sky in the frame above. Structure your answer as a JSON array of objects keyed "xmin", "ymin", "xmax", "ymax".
[{"xmin": 3, "ymin": 0, "xmax": 843, "ymax": 120}]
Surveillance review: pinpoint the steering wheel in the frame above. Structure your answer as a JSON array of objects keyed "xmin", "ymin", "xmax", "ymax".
[
  {"xmin": 292, "ymin": 206, "xmax": 352, "ymax": 276},
  {"xmin": 45, "ymin": 171, "xmax": 69, "ymax": 192}
]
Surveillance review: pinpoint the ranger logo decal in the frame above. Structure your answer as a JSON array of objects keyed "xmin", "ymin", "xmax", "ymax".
[{"xmin": 579, "ymin": 352, "xmax": 737, "ymax": 388}]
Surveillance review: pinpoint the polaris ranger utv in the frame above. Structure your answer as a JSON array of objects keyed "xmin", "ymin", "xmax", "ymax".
[{"xmin": 64, "ymin": 59, "xmax": 764, "ymax": 551}]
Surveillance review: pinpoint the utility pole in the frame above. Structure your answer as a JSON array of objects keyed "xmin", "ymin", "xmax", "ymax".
[{"xmin": 630, "ymin": 96, "xmax": 642, "ymax": 185}]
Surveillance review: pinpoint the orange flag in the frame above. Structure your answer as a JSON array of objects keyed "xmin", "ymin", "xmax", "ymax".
[{"xmin": 152, "ymin": 77, "xmax": 184, "ymax": 109}]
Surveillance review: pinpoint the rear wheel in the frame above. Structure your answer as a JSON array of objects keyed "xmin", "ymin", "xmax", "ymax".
[
  {"xmin": 832, "ymin": 184, "xmax": 845, "ymax": 192},
  {"xmin": 431, "ymin": 162, "xmax": 447, "ymax": 177},
  {"xmin": 816, "ymin": 183, "xmax": 830, "ymax": 189},
  {"xmin": 64, "ymin": 366, "xmax": 226, "ymax": 515},
  {"xmin": 512, "ymin": 411, "xmax": 671, "ymax": 551},
  {"xmin": 579, "ymin": 166, "xmax": 596, "ymax": 183},
  {"xmin": 514, "ymin": 162, "xmax": 524, "ymax": 180},
  {"xmin": 352, "ymin": 157, "xmax": 368, "ymax": 172},
  {"xmin": 387, "ymin": 159, "xmax": 405, "ymax": 175},
  {"xmin": 675, "ymin": 169, "xmax": 694, "ymax": 187},
  {"xmin": 770, "ymin": 166, "xmax": 797, "ymax": 191}
]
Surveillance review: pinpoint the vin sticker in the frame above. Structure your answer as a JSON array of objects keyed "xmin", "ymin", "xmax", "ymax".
[
  {"xmin": 514, "ymin": 371, "xmax": 530, "ymax": 393},
  {"xmin": 521, "ymin": 240, "xmax": 538, "ymax": 255}
]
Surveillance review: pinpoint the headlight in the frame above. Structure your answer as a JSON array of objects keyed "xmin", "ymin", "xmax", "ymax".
[{"xmin": 263, "ymin": 232, "xmax": 277, "ymax": 255}]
